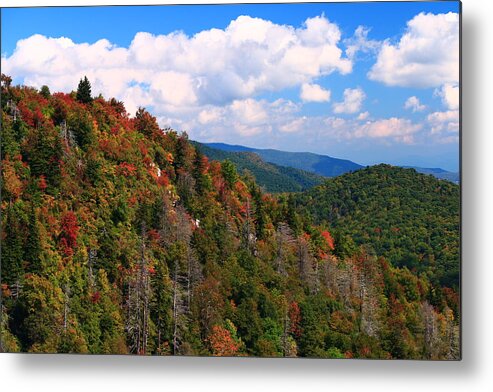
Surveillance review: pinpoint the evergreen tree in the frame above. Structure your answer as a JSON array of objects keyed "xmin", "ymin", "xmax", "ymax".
[
  {"xmin": 40, "ymin": 85, "xmax": 51, "ymax": 99},
  {"xmin": 24, "ymin": 204, "xmax": 42, "ymax": 274},
  {"xmin": 76, "ymin": 76, "xmax": 92, "ymax": 104}
]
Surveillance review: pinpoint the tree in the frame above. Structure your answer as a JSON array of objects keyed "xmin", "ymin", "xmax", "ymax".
[
  {"xmin": 221, "ymin": 160, "xmax": 238, "ymax": 189},
  {"xmin": 24, "ymin": 204, "xmax": 42, "ymax": 273},
  {"xmin": 134, "ymin": 107, "xmax": 160, "ymax": 138},
  {"xmin": 1, "ymin": 204, "xmax": 25, "ymax": 285},
  {"xmin": 207, "ymin": 322, "xmax": 241, "ymax": 356},
  {"xmin": 76, "ymin": 76, "xmax": 92, "ymax": 104},
  {"xmin": 40, "ymin": 85, "xmax": 51, "ymax": 99}
]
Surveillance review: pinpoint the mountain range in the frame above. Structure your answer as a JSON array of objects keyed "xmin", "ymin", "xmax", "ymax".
[{"xmin": 204, "ymin": 142, "xmax": 460, "ymax": 185}]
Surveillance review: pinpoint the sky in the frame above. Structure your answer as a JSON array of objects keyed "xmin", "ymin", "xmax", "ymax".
[{"xmin": 1, "ymin": 2, "xmax": 460, "ymax": 171}]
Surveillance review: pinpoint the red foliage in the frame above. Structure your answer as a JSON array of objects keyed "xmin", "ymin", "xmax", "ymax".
[
  {"xmin": 17, "ymin": 101, "xmax": 35, "ymax": 127},
  {"xmin": 60, "ymin": 211, "xmax": 79, "ymax": 256},
  {"xmin": 321, "ymin": 230, "xmax": 335, "ymax": 251},
  {"xmin": 199, "ymin": 155, "xmax": 209, "ymax": 174},
  {"xmin": 288, "ymin": 301, "xmax": 302, "ymax": 337},
  {"xmin": 207, "ymin": 325, "xmax": 240, "ymax": 356},
  {"xmin": 143, "ymin": 156, "xmax": 153, "ymax": 167},
  {"xmin": 147, "ymin": 229, "xmax": 160, "ymax": 242},
  {"xmin": 128, "ymin": 195, "xmax": 138, "ymax": 206},
  {"xmin": 442, "ymin": 287, "xmax": 459, "ymax": 310},
  {"xmin": 117, "ymin": 162, "xmax": 137, "ymax": 177},
  {"xmin": 138, "ymin": 141, "xmax": 149, "ymax": 157},
  {"xmin": 91, "ymin": 291, "xmax": 101, "ymax": 304},
  {"xmin": 38, "ymin": 175, "xmax": 48, "ymax": 191},
  {"xmin": 133, "ymin": 108, "xmax": 160, "ymax": 138},
  {"xmin": 157, "ymin": 172, "xmax": 169, "ymax": 187}
]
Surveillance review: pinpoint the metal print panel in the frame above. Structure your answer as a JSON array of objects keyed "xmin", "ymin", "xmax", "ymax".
[{"xmin": 0, "ymin": 1, "xmax": 461, "ymax": 359}]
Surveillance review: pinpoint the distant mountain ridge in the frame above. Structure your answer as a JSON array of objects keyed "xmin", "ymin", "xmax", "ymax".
[
  {"xmin": 205, "ymin": 142, "xmax": 459, "ymax": 183},
  {"xmin": 403, "ymin": 166, "xmax": 460, "ymax": 183},
  {"xmin": 205, "ymin": 142, "xmax": 363, "ymax": 177},
  {"xmin": 192, "ymin": 142, "xmax": 325, "ymax": 193}
]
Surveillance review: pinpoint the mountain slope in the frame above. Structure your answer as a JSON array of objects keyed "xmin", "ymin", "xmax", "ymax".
[
  {"xmin": 206, "ymin": 142, "xmax": 460, "ymax": 184},
  {"xmin": 0, "ymin": 77, "xmax": 459, "ymax": 359},
  {"xmin": 205, "ymin": 142, "xmax": 363, "ymax": 177},
  {"xmin": 404, "ymin": 166, "xmax": 460, "ymax": 183},
  {"xmin": 294, "ymin": 164, "xmax": 460, "ymax": 289},
  {"xmin": 193, "ymin": 142, "xmax": 325, "ymax": 193}
]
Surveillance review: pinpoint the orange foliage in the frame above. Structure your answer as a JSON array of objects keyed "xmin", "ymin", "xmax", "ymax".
[
  {"xmin": 117, "ymin": 162, "xmax": 137, "ymax": 177},
  {"xmin": 207, "ymin": 325, "xmax": 240, "ymax": 356},
  {"xmin": 321, "ymin": 230, "xmax": 335, "ymax": 251},
  {"xmin": 60, "ymin": 211, "xmax": 79, "ymax": 257},
  {"xmin": 2, "ymin": 159, "xmax": 23, "ymax": 199},
  {"xmin": 289, "ymin": 301, "xmax": 302, "ymax": 337},
  {"xmin": 38, "ymin": 175, "xmax": 48, "ymax": 191},
  {"xmin": 157, "ymin": 172, "xmax": 169, "ymax": 187}
]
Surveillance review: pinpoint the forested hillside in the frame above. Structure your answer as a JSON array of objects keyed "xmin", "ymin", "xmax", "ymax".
[
  {"xmin": 0, "ymin": 76, "xmax": 459, "ymax": 359},
  {"xmin": 206, "ymin": 142, "xmax": 363, "ymax": 177},
  {"xmin": 294, "ymin": 165, "xmax": 460, "ymax": 290},
  {"xmin": 193, "ymin": 142, "xmax": 324, "ymax": 193}
]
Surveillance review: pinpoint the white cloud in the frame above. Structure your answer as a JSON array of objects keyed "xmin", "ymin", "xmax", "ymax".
[
  {"xmin": 354, "ymin": 118, "xmax": 423, "ymax": 144},
  {"xmin": 230, "ymin": 98, "xmax": 268, "ymax": 125},
  {"xmin": 279, "ymin": 117, "xmax": 307, "ymax": 133},
  {"xmin": 427, "ymin": 110, "xmax": 459, "ymax": 135},
  {"xmin": 435, "ymin": 83, "xmax": 459, "ymax": 110},
  {"xmin": 300, "ymin": 83, "xmax": 331, "ymax": 102},
  {"xmin": 357, "ymin": 111, "xmax": 370, "ymax": 121},
  {"xmin": 344, "ymin": 26, "xmax": 381, "ymax": 60},
  {"xmin": 368, "ymin": 12, "xmax": 459, "ymax": 88},
  {"xmin": 404, "ymin": 96, "xmax": 426, "ymax": 112},
  {"xmin": 315, "ymin": 115, "xmax": 423, "ymax": 145},
  {"xmin": 333, "ymin": 88, "xmax": 365, "ymax": 114},
  {"xmin": 198, "ymin": 107, "xmax": 224, "ymax": 125},
  {"xmin": 160, "ymin": 97, "xmax": 300, "ymax": 141},
  {"xmin": 2, "ymin": 14, "xmax": 351, "ymax": 113}
]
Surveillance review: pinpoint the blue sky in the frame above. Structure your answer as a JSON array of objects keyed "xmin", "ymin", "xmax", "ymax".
[{"xmin": 1, "ymin": 2, "xmax": 460, "ymax": 170}]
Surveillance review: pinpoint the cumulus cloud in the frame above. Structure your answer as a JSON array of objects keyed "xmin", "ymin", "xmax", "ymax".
[
  {"xmin": 404, "ymin": 96, "xmax": 426, "ymax": 112},
  {"xmin": 368, "ymin": 12, "xmax": 459, "ymax": 88},
  {"xmin": 344, "ymin": 26, "xmax": 381, "ymax": 60},
  {"xmin": 355, "ymin": 118, "xmax": 422, "ymax": 143},
  {"xmin": 317, "ymin": 115, "xmax": 423, "ymax": 145},
  {"xmin": 2, "ymin": 14, "xmax": 351, "ymax": 112},
  {"xmin": 161, "ymin": 97, "xmax": 301, "ymax": 141},
  {"xmin": 435, "ymin": 83, "xmax": 459, "ymax": 110},
  {"xmin": 333, "ymin": 88, "xmax": 365, "ymax": 114},
  {"xmin": 279, "ymin": 117, "xmax": 307, "ymax": 133},
  {"xmin": 300, "ymin": 83, "xmax": 331, "ymax": 102},
  {"xmin": 357, "ymin": 111, "xmax": 370, "ymax": 121},
  {"xmin": 427, "ymin": 110, "xmax": 459, "ymax": 135}
]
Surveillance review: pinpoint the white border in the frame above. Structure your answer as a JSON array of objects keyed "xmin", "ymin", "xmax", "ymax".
[{"xmin": 1, "ymin": 1, "xmax": 492, "ymax": 391}]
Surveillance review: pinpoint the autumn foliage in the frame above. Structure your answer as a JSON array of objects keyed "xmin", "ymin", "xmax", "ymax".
[{"xmin": 0, "ymin": 76, "xmax": 459, "ymax": 359}]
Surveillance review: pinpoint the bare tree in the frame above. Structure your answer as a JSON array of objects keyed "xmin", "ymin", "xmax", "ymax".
[
  {"xmin": 274, "ymin": 222, "xmax": 294, "ymax": 276},
  {"xmin": 126, "ymin": 224, "xmax": 151, "ymax": 355}
]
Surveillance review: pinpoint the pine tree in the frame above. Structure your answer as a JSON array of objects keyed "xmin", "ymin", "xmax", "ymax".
[
  {"xmin": 24, "ymin": 203, "xmax": 42, "ymax": 274},
  {"xmin": 40, "ymin": 85, "xmax": 51, "ymax": 99},
  {"xmin": 76, "ymin": 76, "xmax": 92, "ymax": 104}
]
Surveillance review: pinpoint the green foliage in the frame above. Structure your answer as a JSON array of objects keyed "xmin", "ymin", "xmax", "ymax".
[
  {"xmin": 76, "ymin": 76, "xmax": 92, "ymax": 104},
  {"xmin": 40, "ymin": 85, "xmax": 51, "ymax": 99},
  {"xmin": 295, "ymin": 165, "xmax": 460, "ymax": 289},
  {"xmin": 0, "ymin": 80, "xmax": 459, "ymax": 359},
  {"xmin": 221, "ymin": 159, "xmax": 238, "ymax": 189},
  {"xmin": 204, "ymin": 142, "xmax": 363, "ymax": 177},
  {"xmin": 195, "ymin": 142, "xmax": 324, "ymax": 193}
]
